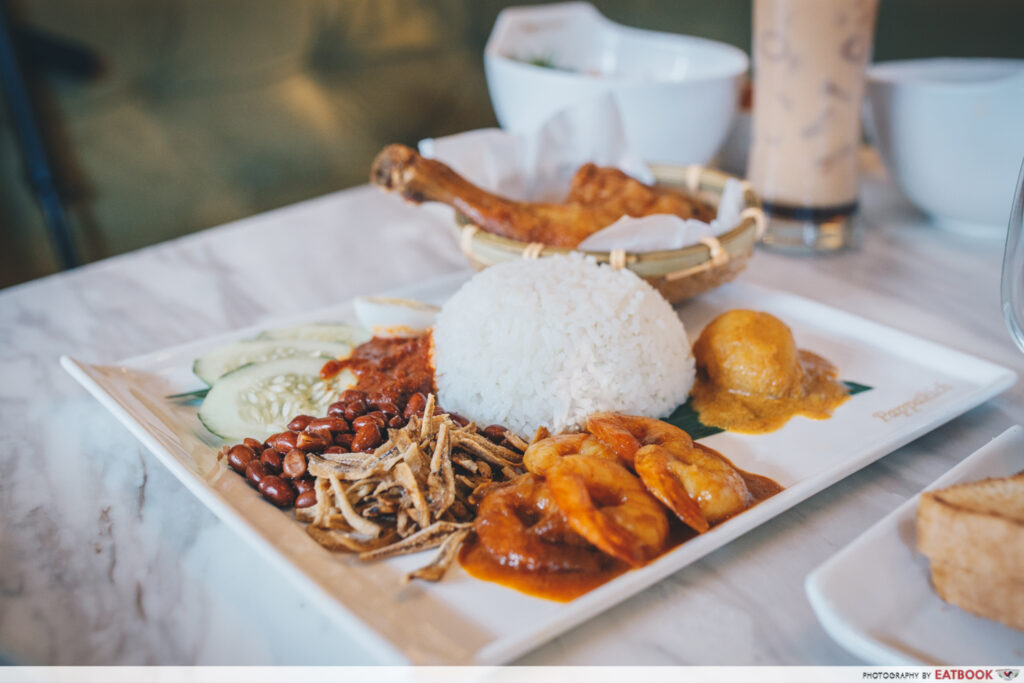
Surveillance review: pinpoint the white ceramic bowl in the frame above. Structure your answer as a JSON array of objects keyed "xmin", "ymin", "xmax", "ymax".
[
  {"xmin": 484, "ymin": 2, "xmax": 749, "ymax": 166},
  {"xmin": 866, "ymin": 58, "xmax": 1024, "ymax": 233}
]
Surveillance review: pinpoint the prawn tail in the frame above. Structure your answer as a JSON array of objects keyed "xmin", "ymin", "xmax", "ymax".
[
  {"xmin": 573, "ymin": 509, "xmax": 643, "ymax": 569},
  {"xmin": 636, "ymin": 453, "xmax": 710, "ymax": 534},
  {"xmin": 586, "ymin": 414, "xmax": 641, "ymax": 466},
  {"xmin": 590, "ymin": 514, "xmax": 649, "ymax": 568},
  {"xmin": 551, "ymin": 470, "xmax": 648, "ymax": 568}
]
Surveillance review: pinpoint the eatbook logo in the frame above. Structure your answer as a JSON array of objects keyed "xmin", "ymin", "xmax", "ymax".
[{"xmin": 997, "ymin": 671, "xmax": 1019, "ymax": 682}]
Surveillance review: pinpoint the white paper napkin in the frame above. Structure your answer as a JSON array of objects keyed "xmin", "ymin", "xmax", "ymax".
[
  {"xmin": 578, "ymin": 175, "xmax": 744, "ymax": 251},
  {"xmin": 419, "ymin": 94, "xmax": 742, "ymax": 252}
]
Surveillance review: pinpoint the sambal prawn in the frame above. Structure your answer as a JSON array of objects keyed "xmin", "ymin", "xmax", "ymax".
[
  {"xmin": 474, "ymin": 473, "xmax": 610, "ymax": 573},
  {"xmin": 588, "ymin": 414, "xmax": 752, "ymax": 533}
]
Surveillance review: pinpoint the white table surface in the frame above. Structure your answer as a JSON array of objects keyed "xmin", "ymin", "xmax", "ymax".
[{"xmin": 1, "ymin": 158, "xmax": 1021, "ymax": 666}]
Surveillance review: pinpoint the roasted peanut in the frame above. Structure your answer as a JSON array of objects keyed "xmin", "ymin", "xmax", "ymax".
[
  {"xmin": 243, "ymin": 437, "xmax": 263, "ymax": 451},
  {"xmin": 304, "ymin": 421, "xmax": 333, "ymax": 440},
  {"xmin": 282, "ymin": 449, "xmax": 307, "ymax": 479},
  {"xmin": 387, "ymin": 415, "xmax": 407, "ymax": 429},
  {"xmin": 227, "ymin": 444, "xmax": 256, "ymax": 473},
  {"xmin": 258, "ymin": 475, "xmax": 296, "ymax": 507},
  {"xmin": 482, "ymin": 425, "xmax": 507, "ymax": 444},
  {"xmin": 351, "ymin": 423, "xmax": 383, "ymax": 452},
  {"xmin": 376, "ymin": 401, "xmax": 400, "ymax": 417},
  {"xmin": 352, "ymin": 411, "xmax": 386, "ymax": 431},
  {"xmin": 403, "ymin": 392, "xmax": 427, "ymax": 418},
  {"xmin": 287, "ymin": 414, "xmax": 314, "ymax": 432},
  {"xmin": 293, "ymin": 476, "xmax": 315, "ymax": 494},
  {"xmin": 266, "ymin": 431, "xmax": 299, "ymax": 453},
  {"xmin": 296, "ymin": 431, "xmax": 331, "ymax": 453},
  {"xmin": 245, "ymin": 460, "xmax": 270, "ymax": 487},
  {"xmin": 368, "ymin": 388, "xmax": 402, "ymax": 416},
  {"xmin": 343, "ymin": 399, "xmax": 369, "ymax": 422},
  {"xmin": 306, "ymin": 416, "xmax": 349, "ymax": 435},
  {"xmin": 295, "ymin": 490, "xmax": 317, "ymax": 508},
  {"xmin": 260, "ymin": 448, "xmax": 282, "ymax": 472}
]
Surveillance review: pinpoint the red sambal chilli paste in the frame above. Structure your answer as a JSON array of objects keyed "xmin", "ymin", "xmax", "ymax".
[{"xmin": 320, "ymin": 334, "xmax": 434, "ymax": 403}]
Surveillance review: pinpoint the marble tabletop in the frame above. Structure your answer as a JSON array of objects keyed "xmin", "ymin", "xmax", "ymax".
[{"xmin": 1, "ymin": 160, "xmax": 1021, "ymax": 666}]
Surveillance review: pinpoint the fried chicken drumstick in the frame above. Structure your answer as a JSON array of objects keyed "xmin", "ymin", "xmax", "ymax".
[{"xmin": 370, "ymin": 144, "xmax": 715, "ymax": 248}]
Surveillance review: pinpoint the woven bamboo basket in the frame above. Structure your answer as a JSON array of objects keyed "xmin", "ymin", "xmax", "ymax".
[{"xmin": 453, "ymin": 164, "xmax": 766, "ymax": 303}]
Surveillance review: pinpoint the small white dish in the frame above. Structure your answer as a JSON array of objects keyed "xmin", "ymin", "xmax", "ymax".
[
  {"xmin": 806, "ymin": 425, "xmax": 1024, "ymax": 665},
  {"xmin": 865, "ymin": 58, "xmax": 1024, "ymax": 234},
  {"xmin": 484, "ymin": 2, "xmax": 748, "ymax": 166}
]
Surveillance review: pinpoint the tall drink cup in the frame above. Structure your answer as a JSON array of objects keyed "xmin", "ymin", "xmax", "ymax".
[{"xmin": 748, "ymin": 0, "xmax": 878, "ymax": 252}]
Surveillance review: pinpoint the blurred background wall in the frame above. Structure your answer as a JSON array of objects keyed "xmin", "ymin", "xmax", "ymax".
[{"xmin": 1, "ymin": 0, "xmax": 1021, "ymax": 290}]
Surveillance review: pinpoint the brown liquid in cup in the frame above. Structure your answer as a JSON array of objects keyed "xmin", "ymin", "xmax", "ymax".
[{"xmin": 748, "ymin": 0, "xmax": 878, "ymax": 214}]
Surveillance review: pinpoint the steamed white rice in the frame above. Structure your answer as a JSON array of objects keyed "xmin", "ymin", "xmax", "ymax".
[{"xmin": 432, "ymin": 254, "xmax": 695, "ymax": 436}]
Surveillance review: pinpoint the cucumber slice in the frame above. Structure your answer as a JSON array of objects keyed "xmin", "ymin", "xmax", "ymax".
[
  {"xmin": 193, "ymin": 339, "xmax": 353, "ymax": 385},
  {"xmin": 257, "ymin": 323, "xmax": 371, "ymax": 346},
  {"xmin": 198, "ymin": 358, "xmax": 356, "ymax": 441}
]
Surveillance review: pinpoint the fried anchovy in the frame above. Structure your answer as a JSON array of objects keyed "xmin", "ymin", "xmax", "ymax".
[
  {"xmin": 453, "ymin": 431, "xmax": 522, "ymax": 467},
  {"xmin": 318, "ymin": 450, "xmax": 372, "ymax": 466},
  {"xmin": 447, "ymin": 500, "xmax": 473, "ymax": 521},
  {"xmin": 392, "ymin": 428, "xmax": 414, "ymax": 455},
  {"xmin": 397, "ymin": 509, "xmax": 416, "ymax": 538},
  {"xmin": 403, "ymin": 528, "xmax": 471, "ymax": 583},
  {"xmin": 307, "ymin": 525, "xmax": 396, "ymax": 552},
  {"xmin": 475, "ymin": 460, "xmax": 492, "ymax": 480},
  {"xmin": 504, "ymin": 430, "xmax": 530, "ymax": 452},
  {"xmin": 452, "ymin": 454, "xmax": 478, "ymax": 473},
  {"xmin": 347, "ymin": 479, "xmax": 380, "ymax": 501},
  {"xmin": 427, "ymin": 421, "xmax": 455, "ymax": 518},
  {"xmin": 358, "ymin": 521, "xmax": 472, "ymax": 561},
  {"xmin": 455, "ymin": 473, "xmax": 479, "ymax": 491},
  {"xmin": 297, "ymin": 507, "xmax": 353, "ymax": 529},
  {"xmin": 308, "ymin": 446, "xmax": 404, "ymax": 481},
  {"xmin": 403, "ymin": 441, "xmax": 431, "ymax": 482},
  {"xmin": 420, "ymin": 393, "xmax": 436, "ymax": 440},
  {"xmin": 312, "ymin": 476, "xmax": 333, "ymax": 528},
  {"xmin": 329, "ymin": 474, "xmax": 382, "ymax": 537},
  {"xmin": 393, "ymin": 459, "xmax": 431, "ymax": 529},
  {"xmin": 359, "ymin": 496, "xmax": 398, "ymax": 518}
]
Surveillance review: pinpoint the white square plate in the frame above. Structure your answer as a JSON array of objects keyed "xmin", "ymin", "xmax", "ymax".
[
  {"xmin": 806, "ymin": 425, "xmax": 1024, "ymax": 665},
  {"xmin": 61, "ymin": 275, "xmax": 1016, "ymax": 664}
]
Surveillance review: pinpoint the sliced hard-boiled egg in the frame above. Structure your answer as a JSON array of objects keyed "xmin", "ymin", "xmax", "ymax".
[{"xmin": 353, "ymin": 296, "xmax": 440, "ymax": 338}]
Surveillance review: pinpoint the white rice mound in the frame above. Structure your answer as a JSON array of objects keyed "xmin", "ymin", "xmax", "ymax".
[{"xmin": 432, "ymin": 253, "xmax": 695, "ymax": 436}]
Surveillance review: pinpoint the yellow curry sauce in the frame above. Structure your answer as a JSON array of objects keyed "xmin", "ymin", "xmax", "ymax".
[{"xmin": 690, "ymin": 310, "xmax": 849, "ymax": 434}]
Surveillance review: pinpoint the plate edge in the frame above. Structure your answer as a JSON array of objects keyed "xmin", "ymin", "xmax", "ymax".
[
  {"xmin": 59, "ymin": 355, "xmax": 414, "ymax": 665},
  {"xmin": 805, "ymin": 425, "xmax": 1024, "ymax": 665}
]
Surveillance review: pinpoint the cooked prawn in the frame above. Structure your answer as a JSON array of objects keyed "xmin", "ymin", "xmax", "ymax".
[
  {"xmin": 523, "ymin": 433, "xmax": 621, "ymax": 477},
  {"xmin": 474, "ymin": 473, "xmax": 608, "ymax": 572},
  {"xmin": 586, "ymin": 413, "xmax": 692, "ymax": 464},
  {"xmin": 544, "ymin": 455, "xmax": 668, "ymax": 567},
  {"xmin": 587, "ymin": 413, "xmax": 752, "ymax": 533}
]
